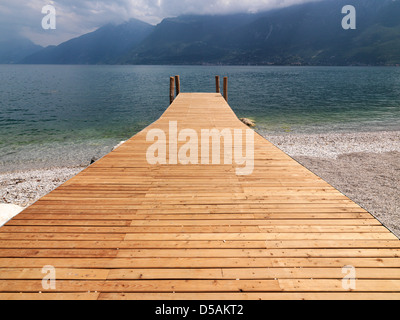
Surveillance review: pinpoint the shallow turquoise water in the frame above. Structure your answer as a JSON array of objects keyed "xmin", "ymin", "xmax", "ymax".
[{"xmin": 1, "ymin": 65, "xmax": 400, "ymax": 171}]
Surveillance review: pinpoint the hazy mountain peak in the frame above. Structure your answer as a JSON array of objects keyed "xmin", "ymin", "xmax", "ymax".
[
  {"xmin": 0, "ymin": 37, "xmax": 42, "ymax": 64},
  {"xmin": 21, "ymin": 18, "xmax": 154, "ymax": 64}
]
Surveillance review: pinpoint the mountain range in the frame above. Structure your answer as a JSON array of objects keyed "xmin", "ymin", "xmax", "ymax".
[
  {"xmin": 6, "ymin": 0, "xmax": 400, "ymax": 66},
  {"xmin": 0, "ymin": 38, "xmax": 42, "ymax": 64}
]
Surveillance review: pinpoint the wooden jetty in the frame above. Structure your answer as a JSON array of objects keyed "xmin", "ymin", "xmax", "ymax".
[{"xmin": 0, "ymin": 88, "xmax": 399, "ymax": 300}]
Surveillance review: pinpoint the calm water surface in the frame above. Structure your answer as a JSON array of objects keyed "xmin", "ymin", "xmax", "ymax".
[{"xmin": 1, "ymin": 65, "xmax": 399, "ymax": 171}]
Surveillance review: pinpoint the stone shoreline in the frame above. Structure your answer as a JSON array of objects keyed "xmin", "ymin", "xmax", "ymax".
[
  {"xmin": 263, "ymin": 131, "xmax": 400, "ymax": 238},
  {"xmin": 0, "ymin": 167, "xmax": 85, "ymax": 207}
]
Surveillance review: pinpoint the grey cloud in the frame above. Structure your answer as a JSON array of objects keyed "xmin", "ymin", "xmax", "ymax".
[{"xmin": 0, "ymin": 0, "xmax": 322, "ymax": 46}]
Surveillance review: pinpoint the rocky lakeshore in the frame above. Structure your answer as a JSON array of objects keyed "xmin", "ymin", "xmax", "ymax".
[
  {"xmin": 0, "ymin": 167, "xmax": 84, "ymax": 226},
  {"xmin": 0, "ymin": 167, "xmax": 85, "ymax": 207},
  {"xmin": 264, "ymin": 131, "xmax": 400, "ymax": 238}
]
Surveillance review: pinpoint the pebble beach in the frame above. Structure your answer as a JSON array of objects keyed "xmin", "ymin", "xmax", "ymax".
[
  {"xmin": 265, "ymin": 130, "xmax": 400, "ymax": 238},
  {"xmin": 0, "ymin": 131, "xmax": 399, "ymax": 238}
]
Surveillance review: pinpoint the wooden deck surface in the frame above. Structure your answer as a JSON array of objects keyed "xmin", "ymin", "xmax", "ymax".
[{"xmin": 1, "ymin": 93, "xmax": 399, "ymax": 300}]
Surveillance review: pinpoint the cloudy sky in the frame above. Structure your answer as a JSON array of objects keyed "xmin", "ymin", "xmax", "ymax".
[{"xmin": 0, "ymin": 0, "xmax": 321, "ymax": 46}]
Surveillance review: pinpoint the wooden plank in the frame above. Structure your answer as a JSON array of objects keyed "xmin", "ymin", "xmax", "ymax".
[
  {"xmin": 0, "ymin": 293, "xmax": 99, "ymax": 300},
  {"xmin": 124, "ymin": 233, "xmax": 397, "ymax": 240},
  {"xmin": 115, "ymin": 248, "xmax": 400, "ymax": 258},
  {"xmin": 1, "ymin": 240, "xmax": 399, "ymax": 249},
  {"xmin": 0, "ymin": 248, "xmax": 398, "ymax": 259},
  {"xmin": 0, "ymin": 226, "xmax": 390, "ymax": 233},
  {"xmin": 0, "ymin": 268, "xmax": 110, "ymax": 280},
  {"xmin": 106, "ymin": 268, "xmax": 400, "ymax": 280},
  {"xmin": 98, "ymin": 292, "xmax": 400, "ymax": 300},
  {"xmin": 0, "ymin": 257, "xmax": 399, "ymax": 268},
  {"xmin": 1, "ymin": 280, "xmax": 400, "ymax": 293},
  {"xmin": 7, "ymin": 219, "xmax": 382, "ymax": 226}
]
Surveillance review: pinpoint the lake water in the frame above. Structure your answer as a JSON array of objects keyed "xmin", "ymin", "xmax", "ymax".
[{"xmin": 1, "ymin": 65, "xmax": 400, "ymax": 171}]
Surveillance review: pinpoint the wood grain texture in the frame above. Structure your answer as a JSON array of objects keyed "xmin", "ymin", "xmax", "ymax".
[{"xmin": 0, "ymin": 93, "xmax": 398, "ymax": 300}]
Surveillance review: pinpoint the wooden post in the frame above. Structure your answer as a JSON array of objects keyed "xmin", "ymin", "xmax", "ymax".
[
  {"xmin": 170, "ymin": 77, "xmax": 175, "ymax": 104},
  {"xmin": 175, "ymin": 75, "xmax": 180, "ymax": 96},
  {"xmin": 223, "ymin": 77, "xmax": 228, "ymax": 101},
  {"xmin": 215, "ymin": 76, "xmax": 220, "ymax": 93}
]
